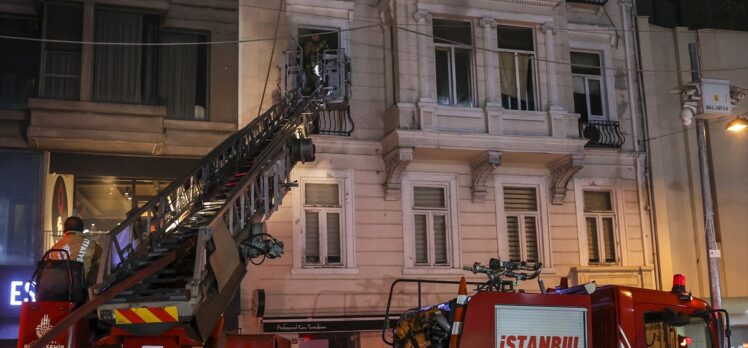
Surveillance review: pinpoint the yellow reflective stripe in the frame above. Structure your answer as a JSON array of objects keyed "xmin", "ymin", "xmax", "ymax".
[
  {"xmin": 131, "ymin": 308, "xmax": 160, "ymax": 323},
  {"xmin": 164, "ymin": 306, "xmax": 179, "ymax": 321},
  {"xmin": 114, "ymin": 310, "xmax": 131, "ymax": 325},
  {"xmin": 114, "ymin": 306, "xmax": 179, "ymax": 324}
]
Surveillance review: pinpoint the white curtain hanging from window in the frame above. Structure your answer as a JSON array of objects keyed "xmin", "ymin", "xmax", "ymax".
[{"xmin": 93, "ymin": 9, "xmax": 142, "ymax": 103}]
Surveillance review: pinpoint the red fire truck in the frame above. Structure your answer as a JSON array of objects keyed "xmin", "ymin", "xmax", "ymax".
[{"xmin": 383, "ymin": 259, "xmax": 732, "ymax": 348}]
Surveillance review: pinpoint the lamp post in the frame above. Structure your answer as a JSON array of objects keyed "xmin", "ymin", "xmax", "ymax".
[
  {"xmin": 694, "ymin": 118, "xmax": 722, "ymax": 310},
  {"xmin": 680, "ymin": 79, "xmax": 745, "ymax": 312}
]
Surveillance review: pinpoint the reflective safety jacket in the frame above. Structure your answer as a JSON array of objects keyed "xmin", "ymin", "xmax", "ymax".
[{"xmin": 49, "ymin": 230, "xmax": 102, "ymax": 286}]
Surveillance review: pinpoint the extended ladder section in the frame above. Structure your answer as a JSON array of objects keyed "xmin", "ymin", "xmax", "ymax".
[
  {"xmin": 89, "ymin": 88, "xmax": 324, "ymax": 341},
  {"xmin": 27, "ymin": 46, "xmax": 351, "ymax": 348},
  {"xmin": 71, "ymin": 74, "xmax": 353, "ymax": 347}
]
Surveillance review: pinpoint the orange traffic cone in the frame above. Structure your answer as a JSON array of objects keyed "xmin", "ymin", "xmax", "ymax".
[{"xmin": 449, "ymin": 276, "xmax": 468, "ymax": 347}]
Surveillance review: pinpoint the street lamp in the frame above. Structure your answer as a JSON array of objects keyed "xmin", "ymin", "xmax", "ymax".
[{"xmin": 725, "ymin": 117, "xmax": 748, "ymax": 133}]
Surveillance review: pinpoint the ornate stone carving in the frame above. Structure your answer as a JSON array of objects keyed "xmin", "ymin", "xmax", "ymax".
[
  {"xmin": 540, "ymin": 22, "xmax": 557, "ymax": 34},
  {"xmin": 471, "ymin": 151, "xmax": 502, "ymax": 203},
  {"xmin": 384, "ymin": 148, "xmax": 413, "ymax": 201},
  {"xmin": 549, "ymin": 155, "xmax": 584, "ymax": 205},
  {"xmin": 413, "ymin": 11, "xmax": 431, "ymax": 23},
  {"xmin": 479, "ymin": 17, "xmax": 496, "ymax": 28}
]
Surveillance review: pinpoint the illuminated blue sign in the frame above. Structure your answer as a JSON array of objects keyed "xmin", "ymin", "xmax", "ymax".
[
  {"xmin": 0, "ymin": 266, "xmax": 36, "ymax": 339},
  {"xmin": 0, "ymin": 266, "xmax": 36, "ymax": 317},
  {"xmin": 9, "ymin": 281, "xmax": 35, "ymax": 306}
]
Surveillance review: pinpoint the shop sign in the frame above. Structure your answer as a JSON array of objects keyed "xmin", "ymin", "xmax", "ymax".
[
  {"xmin": 0, "ymin": 266, "xmax": 37, "ymax": 317},
  {"xmin": 263, "ymin": 316, "xmax": 398, "ymax": 333}
]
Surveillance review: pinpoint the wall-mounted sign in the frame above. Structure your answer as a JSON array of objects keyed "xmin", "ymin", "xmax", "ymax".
[
  {"xmin": 263, "ymin": 316, "xmax": 398, "ymax": 333},
  {"xmin": 700, "ymin": 79, "xmax": 732, "ymax": 117}
]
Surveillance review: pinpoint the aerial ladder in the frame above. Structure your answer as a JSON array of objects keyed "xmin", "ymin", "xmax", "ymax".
[{"xmin": 24, "ymin": 47, "xmax": 350, "ymax": 348}]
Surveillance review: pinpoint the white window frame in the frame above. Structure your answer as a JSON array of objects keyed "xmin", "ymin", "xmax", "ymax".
[
  {"xmin": 279, "ymin": 6, "xmax": 352, "ymax": 100},
  {"xmin": 286, "ymin": 8, "xmax": 351, "ymax": 54},
  {"xmin": 402, "ymin": 172, "xmax": 462, "ymax": 274},
  {"xmin": 571, "ymin": 51, "xmax": 606, "ymax": 120},
  {"xmin": 573, "ymin": 178, "xmax": 628, "ymax": 266},
  {"xmin": 291, "ymin": 169, "xmax": 356, "ymax": 275},
  {"xmin": 432, "ymin": 19, "xmax": 475, "ymax": 107},
  {"xmin": 569, "ymin": 35, "xmax": 618, "ymax": 120},
  {"xmin": 496, "ymin": 25, "xmax": 539, "ymax": 111},
  {"xmin": 494, "ymin": 175, "xmax": 553, "ymax": 271}
]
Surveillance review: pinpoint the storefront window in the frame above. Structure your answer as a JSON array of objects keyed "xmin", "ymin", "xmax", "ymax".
[
  {"xmin": 74, "ymin": 177, "xmax": 170, "ymax": 235},
  {"xmin": 0, "ymin": 151, "xmax": 43, "ymax": 265}
]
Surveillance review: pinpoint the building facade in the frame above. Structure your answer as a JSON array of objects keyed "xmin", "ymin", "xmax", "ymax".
[
  {"xmin": 239, "ymin": 0, "xmax": 654, "ymax": 346},
  {"xmin": 637, "ymin": 17, "xmax": 748, "ymax": 345},
  {"xmin": 0, "ymin": 0, "xmax": 238, "ymax": 343}
]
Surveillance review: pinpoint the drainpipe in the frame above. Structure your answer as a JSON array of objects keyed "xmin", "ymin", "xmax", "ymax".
[
  {"xmin": 620, "ymin": 0, "xmax": 640, "ymax": 153},
  {"xmin": 620, "ymin": 0, "xmax": 658, "ymax": 286},
  {"xmin": 632, "ymin": 15, "xmax": 663, "ymax": 290}
]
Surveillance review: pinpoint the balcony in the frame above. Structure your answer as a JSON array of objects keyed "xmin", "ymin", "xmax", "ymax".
[
  {"xmin": 579, "ymin": 119, "xmax": 625, "ymax": 149},
  {"xmin": 310, "ymin": 103, "xmax": 354, "ymax": 136}
]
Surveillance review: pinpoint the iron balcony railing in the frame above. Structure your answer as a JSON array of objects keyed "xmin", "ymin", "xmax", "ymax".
[
  {"xmin": 579, "ymin": 119, "xmax": 625, "ymax": 148},
  {"xmin": 310, "ymin": 103, "xmax": 354, "ymax": 136}
]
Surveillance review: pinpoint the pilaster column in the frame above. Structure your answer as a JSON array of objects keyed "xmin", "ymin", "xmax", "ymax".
[
  {"xmin": 542, "ymin": 23, "xmax": 562, "ymax": 111},
  {"xmin": 480, "ymin": 18, "xmax": 500, "ymax": 106},
  {"xmin": 79, "ymin": 0, "xmax": 94, "ymax": 101},
  {"xmin": 415, "ymin": 11, "xmax": 433, "ymax": 102}
]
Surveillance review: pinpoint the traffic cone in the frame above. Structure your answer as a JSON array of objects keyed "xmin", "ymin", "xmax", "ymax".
[{"xmin": 449, "ymin": 276, "xmax": 468, "ymax": 347}]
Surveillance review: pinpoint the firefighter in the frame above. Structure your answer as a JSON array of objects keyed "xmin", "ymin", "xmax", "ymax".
[
  {"xmin": 302, "ymin": 33, "xmax": 328, "ymax": 95},
  {"xmin": 49, "ymin": 216, "xmax": 103, "ymax": 287}
]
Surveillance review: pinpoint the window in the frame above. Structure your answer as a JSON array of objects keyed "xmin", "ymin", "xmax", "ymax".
[
  {"xmin": 495, "ymin": 176, "xmax": 551, "ymax": 268},
  {"xmin": 497, "ymin": 25, "xmax": 537, "ymax": 111},
  {"xmin": 74, "ymin": 178, "xmax": 171, "ymax": 234},
  {"xmin": 413, "ymin": 186, "xmax": 450, "ymax": 265},
  {"xmin": 0, "ymin": 16, "xmax": 40, "ymax": 109},
  {"xmin": 503, "ymin": 187, "xmax": 539, "ymax": 262},
  {"xmin": 159, "ymin": 32, "xmax": 209, "ymax": 120},
  {"xmin": 403, "ymin": 173, "xmax": 460, "ymax": 272},
  {"xmin": 0, "ymin": 151, "xmax": 43, "ymax": 265},
  {"xmin": 433, "ymin": 19, "xmax": 473, "ymax": 107},
  {"xmin": 292, "ymin": 170, "xmax": 355, "ymax": 273},
  {"xmin": 93, "ymin": 8, "xmax": 159, "ymax": 104},
  {"xmin": 302, "ymin": 183, "xmax": 343, "ymax": 266},
  {"xmin": 40, "ymin": 2, "xmax": 82, "ymax": 100},
  {"xmin": 571, "ymin": 52, "xmax": 605, "ymax": 120},
  {"xmin": 644, "ymin": 312, "xmax": 713, "ymax": 348},
  {"xmin": 583, "ymin": 191, "xmax": 617, "ymax": 264},
  {"xmin": 93, "ymin": 7, "xmax": 208, "ymax": 119}
]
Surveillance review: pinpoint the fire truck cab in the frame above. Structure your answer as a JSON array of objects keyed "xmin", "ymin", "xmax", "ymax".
[
  {"xmin": 587, "ymin": 283, "xmax": 721, "ymax": 348},
  {"xmin": 384, "ymin": 260, "xmax": 730, "ymax": 348}
]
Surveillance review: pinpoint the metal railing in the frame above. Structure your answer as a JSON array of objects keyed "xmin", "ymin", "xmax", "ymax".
[
  {"xmin": 579, "ymin": 119, "xmax": 625, "ymax": 148},
  {"xmin": 284, "ymin": 47, "xmax": 351, "ymax": 104},
  {"xmin": 381, "ymin": 278, "xmax": 484, "ymax": 346},
  {"xmin": 310, "ymin": 103, "xmax": 354, "ymax": 136}
]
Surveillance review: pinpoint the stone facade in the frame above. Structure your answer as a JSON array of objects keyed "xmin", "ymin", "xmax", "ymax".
[
  {"xmin": 239, "ymin": 0, "xmax": 654, "ymax": 344},
  {"xmin": 0, "ymin": 0, "xmax": 239, "ymax": 155}
]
